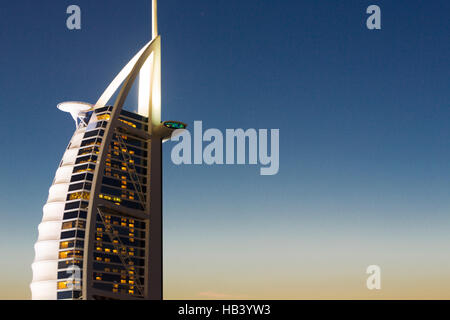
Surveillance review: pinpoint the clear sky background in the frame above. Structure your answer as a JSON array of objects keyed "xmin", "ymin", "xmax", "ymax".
[{"xmin": 0, "ymin": 0, "xmax": 449, "ymax": 299}]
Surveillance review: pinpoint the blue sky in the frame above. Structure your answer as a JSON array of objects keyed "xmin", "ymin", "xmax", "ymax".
[{"xmin": 0, "ymin": 0, "xmax": 449, "ymax": 299}]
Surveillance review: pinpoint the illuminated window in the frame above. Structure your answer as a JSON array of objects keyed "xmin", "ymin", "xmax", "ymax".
[
  {"xmin": 69, "ymin": 192, "xmax": 90, "ymax": 201},
  {"xmin": 59, "ymin": 250, "xmax": 83, "ymax": 259},
  {"xmin": 58, "ymin": 281, "xmax": 68, "ymax": 290},
  {"xmin": 60, "ymin": 241, "xmax": 70, "ymax": 249},
  {"xmin": 119, "ymin": 119, "xmax": 137, "ymax": 128},
  {"xmin": 62, "ymin": 221, "xmax": 74, "ymax": 230},
  {"xmin": 97, "ymin": 114, "xmax": 110, "ymax": 121}
]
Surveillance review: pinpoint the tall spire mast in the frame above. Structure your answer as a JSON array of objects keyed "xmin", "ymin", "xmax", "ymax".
[
  {"xmin": 138, "ymin": 0, "xmax": 160, "ymax": 120},
  {"xmin": 152, "ymin": 0, "xmax": 158, "ymax": 39}
]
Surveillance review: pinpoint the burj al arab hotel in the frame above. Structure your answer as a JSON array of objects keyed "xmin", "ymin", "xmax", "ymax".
[{"xmin": 30, "ymin": 0, "xmax": 185, "ymax": 300}]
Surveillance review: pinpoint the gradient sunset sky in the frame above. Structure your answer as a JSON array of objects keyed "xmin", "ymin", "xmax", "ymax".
[{"xmin": 0, "ymin": 0, "xmax": 449, "ymax": 299}]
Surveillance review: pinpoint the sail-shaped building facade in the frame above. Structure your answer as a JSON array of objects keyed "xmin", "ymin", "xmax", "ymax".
[{"xmin": 30, "ymin": 0, "xmax": 184, "ymax": 300}]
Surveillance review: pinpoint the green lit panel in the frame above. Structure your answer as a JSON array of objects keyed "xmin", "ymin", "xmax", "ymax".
[{"xmin": 163, "ymin": 121, "xmax": 186, "ymax": 130}]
